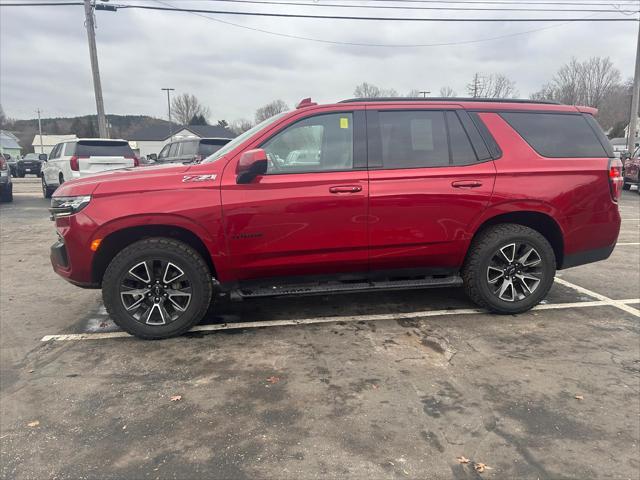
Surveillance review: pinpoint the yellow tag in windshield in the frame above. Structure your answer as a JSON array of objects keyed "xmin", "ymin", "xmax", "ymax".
[{"xmin": 340, "ymin": 117, "xmax": 349, "ymax": 129}]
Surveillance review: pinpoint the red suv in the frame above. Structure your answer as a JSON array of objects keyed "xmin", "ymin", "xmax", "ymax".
[{"xmin": 49, "ymin": 98, "xmax": 622, "ymax": 339}]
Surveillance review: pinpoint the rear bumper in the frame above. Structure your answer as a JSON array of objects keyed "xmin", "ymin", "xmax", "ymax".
[{"xmin": 559, "ymin": 244, "xmax": 616, "ymax": 269}]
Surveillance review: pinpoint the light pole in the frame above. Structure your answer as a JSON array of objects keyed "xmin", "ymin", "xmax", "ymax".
[
  {"xmin": 161, "ymin": 88, "xmax": 175, "ymax": 141},
  {"xmin": 627, "ymin": 20, "xmax": 639, "ymax": 155},
  {"xmin": 37, "ymin": 108, "xmax": 44, "ymax": 154},
  {"xmin": 419, "ymin": 91, "xmax": 430, "ymax": 98}
]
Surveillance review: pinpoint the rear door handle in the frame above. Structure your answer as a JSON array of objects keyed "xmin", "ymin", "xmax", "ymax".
[
  {"xmin": 451, "ymin": 180, "xmax": 483, "ymax": 188},
  {"xmin": 329, "ymin": 185, "xmax": 362, "ymax": 194}
]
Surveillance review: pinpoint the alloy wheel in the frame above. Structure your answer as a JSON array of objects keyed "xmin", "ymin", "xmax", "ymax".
[
  {"xmin": 119, "ymin": 259, "xmax": 192, "ymax": 325},
  {"xmin": 486, "ymin": 242, "xmax": 543, "ymax": 302}
]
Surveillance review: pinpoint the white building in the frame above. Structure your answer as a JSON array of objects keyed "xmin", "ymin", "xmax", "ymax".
[
  {"xmin": 128, "ymin": 125, "xmax": 234, "ymax": 159},
  {"xmin": 32, "ymin": 134, "xmax": 77, "ymax": 155}
]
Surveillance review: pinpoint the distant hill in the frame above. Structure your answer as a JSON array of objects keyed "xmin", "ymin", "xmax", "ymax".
[{"xmin": 5, "ymin": 114, "xmax": 174, "ymax": 153}]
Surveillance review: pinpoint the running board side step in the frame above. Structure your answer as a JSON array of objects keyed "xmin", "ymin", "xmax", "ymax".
[{"xmin": 232, "ymin": 275, "xmax": 463, "ymax": 300}]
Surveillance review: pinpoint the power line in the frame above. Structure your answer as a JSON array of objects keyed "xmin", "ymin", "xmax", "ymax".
[
  {"xmin": 113, "ymin": 3, "xmax": 640, "ymax": 20},
  {"xmin": 148, "ymin": 0, "xmax": 624, "ymax": 47},
  {"xmin": 175, "ymin": 0, "xmax": 640, "ymax": 4},
  {"xmin": 180, "ymin": 0, "xmax": 639, "ymax": 12}
]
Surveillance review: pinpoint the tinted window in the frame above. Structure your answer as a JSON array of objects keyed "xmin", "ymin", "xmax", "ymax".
[
  {"xmin": 75, "ymin": 140, "xmax": 134, "ymax": 157},
  {"xmin": 180, "ymin": 141, "xmax": 198, "ymax": 156},
  {"xmin": 446, "ymin": 111, "xmax": 477, "ymax": 165},
  {"xmin": 378, "ymin": 111, "xmax": 449, "ymax": 169},
  {"xmin": 199, "ymin": 139, "xmax": 228, "ymax": 156},
  {"xmin": 262, "ymin": 113, "xmax": 353, "ymax": 173},
  {"xmin": 500, "ymin": 112, "xmax": 607, "ymax": 158}
]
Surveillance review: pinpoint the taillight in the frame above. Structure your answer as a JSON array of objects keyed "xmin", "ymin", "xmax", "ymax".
[
  {"xmin": 70, "ymin": 156, "xmax": 79, "ymax": 171},
  {"xmin": 608, "ymin": 158, "xmax": 623, "ymax": 202}
]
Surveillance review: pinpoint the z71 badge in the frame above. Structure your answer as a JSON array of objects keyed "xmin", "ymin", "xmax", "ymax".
[{"xmin": 182, "ymin": 174, "xmax": 217, "ymax": 183}]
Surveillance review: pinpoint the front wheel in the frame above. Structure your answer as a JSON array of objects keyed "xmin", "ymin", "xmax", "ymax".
[
  {"xmin": 102, "ymin": 238, "xmax": 213, "ymax": 339},
  {"xmin": 462, "ymin": 224, "xmax": 556, "ymax": 314},
  {"xmin": 42, "ymin": 176, "xmax": 54, "ymax": 198}
]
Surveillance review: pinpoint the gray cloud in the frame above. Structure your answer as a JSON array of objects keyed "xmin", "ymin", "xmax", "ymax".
[{"xmin": 0, "ymin": 1, "xmax": 637, "ymax": 122}]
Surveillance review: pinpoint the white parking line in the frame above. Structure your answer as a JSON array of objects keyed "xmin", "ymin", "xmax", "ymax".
[
  {"xmin": 616, "ymin": 243, "xmax": 640, "ymax": 246},
  {"xmin": 554, "ymin": 277, "xmax": 640, "ymax": 317},
  {"xmin": 40, "ymin": 297, "xmax": 640, "ymax": 342}
]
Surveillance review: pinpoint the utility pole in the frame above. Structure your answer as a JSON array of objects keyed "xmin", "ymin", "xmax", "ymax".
[
  {"xmin": 161, "ymin": 88, "xmax": 175, "ymax": 141},
  {"xmin": 36, "ymin": 109, "xmax": 44, "ymax": 154},
  {"xmin": 83, "ymin": 0, "xmax": 108, "ymax": 138},
  {"xmin": 627, "ymin": 20, "xmax": 640, "ymax": 155},
  {"xmin": 419, "ymin": 91, "xmax": 430, "ymax": 98}
]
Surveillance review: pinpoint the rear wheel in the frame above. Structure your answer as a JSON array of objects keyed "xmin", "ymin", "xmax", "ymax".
[
  {"xmin": 16, "ymin": 170, "xmax": 25, "ymax": 178},
  {"xmin": 462, "ymin": 224, "xmax": 556, "ymax": 314},
  {"xmin": 42, "ymin": 176, "xmax": 54, "ymax": 198},
  {"xmin": 623, "ymin": 180, "xmax": 631, "ymax": 190},
  {"xmin": 102, "ymin": 238, "xmax": 213, "ymax": 339}
]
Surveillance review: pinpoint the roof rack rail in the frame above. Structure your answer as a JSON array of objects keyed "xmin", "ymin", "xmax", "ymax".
[{"xmin": 339, "ymin": 97, "xmax": 560, "ymax": 105}]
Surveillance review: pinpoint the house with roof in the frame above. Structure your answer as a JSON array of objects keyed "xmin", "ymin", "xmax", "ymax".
[
  {"xmin": 1, "ymin": 130, "xmax": 22, "ymax": 159},
  {"xmin": 127, "ymin": 124, "xmax": 235, "ymax": 158},
  {"xmin": 31, "ymin": 134, "xmax": 77, "ymax": 155}
]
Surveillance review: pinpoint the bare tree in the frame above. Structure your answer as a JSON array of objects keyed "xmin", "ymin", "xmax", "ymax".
[
  {"xmin": 0, "ymin": 104, "xmax": 7, "ymax": 129},
  {"xmin": 354, "ymin": 82, "xmax": 398, "ymax": 98},
  {"xmin": 406, "ymin": 89, "xmax": 422, "ymax": 98},
  {"xmin": 171, "ymin": 93, "xmax": 211, "ymax": 125},
  {"xmin": 230, "ymin": 118, "xmax": 254, "ymax": 135},
  {"xmin": 255, "ymin": 100, "xmax": 289, "ymax": 124},
  {"xmin": 531, "ymin": 56, "xmax": 622, "ymax": 108},
  {"xmin": 467, "ymin": 73, "xmax": 518, "ymax": 98},
  {"xmin": 439, "ymin": 86, "xmax": 457, "ymax": 97}
]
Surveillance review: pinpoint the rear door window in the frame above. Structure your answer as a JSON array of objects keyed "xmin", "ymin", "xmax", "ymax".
[
  {"xmin": 499, "ymin": 112, "xmax": 608, "ymax": 158},
  {"xmin": 75, "ymin": 140, "xmax": 134, "ymax": 157},
  {"xmin": 168, "ymin": 143, "xmax": 180, "ymax": 158}
]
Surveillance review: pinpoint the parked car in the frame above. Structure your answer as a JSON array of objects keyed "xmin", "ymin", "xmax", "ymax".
[
  {"xmin": 622, "ymin": 146, "xmax": 640, "ymax": 194},
  {"xmin": 41, "ymin": 139, "xmax": 138, "ymax": 198},
  {"xmin": 3, "ymin": 153, "xmax": 18, "ymax": 177},
  {"xmin": 49, "ymin": 97, "xmax": 622, "ymax": 339},
  {"xmin": 151, "ymin": 137, "xmax": 231, "ymax": 165},
  {"xmin": 15, "ymin": 152, "xmax": 46, "ymax": 177},
  {"xmin": 0, "ymin": 154, "xmax": 13, "ymax": 202}
]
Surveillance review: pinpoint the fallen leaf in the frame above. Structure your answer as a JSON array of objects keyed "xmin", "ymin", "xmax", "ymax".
[
  {"xmin": 575, "ymin": 395, "xmax": 584, "ymax": 400},
  {"xmin": 170, "ymin": 395, "xmax": 182, "ymax": 402},
  {"xmin": 27, "ymin": 421, "xmax": 39, "ymax": 427},
  {"xmin": 474, "ymin": 463, "xmax": 493, "ymax": 473},
  {"xmin": 457, "ymin": 456, "xmax": 470, "ymax": 464},
  {"xmin": 266, "ymin": 376, "xmax": 280, "ymax": 384}
]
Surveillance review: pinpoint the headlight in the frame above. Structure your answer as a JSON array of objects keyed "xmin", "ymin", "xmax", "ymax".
[{"xmin": 49, "ymin": 195, "xmax": 91, "ymax": 218}]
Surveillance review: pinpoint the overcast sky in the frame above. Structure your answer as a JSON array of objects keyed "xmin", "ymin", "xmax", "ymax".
[{"xmin": 0, "ymin": 0, "xmax": 637, "ymax": 123}]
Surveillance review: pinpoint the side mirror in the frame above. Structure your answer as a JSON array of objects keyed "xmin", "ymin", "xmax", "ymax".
[
  {"xmin": 39, "ymin": 154, "xmax": 48, "ymax": 162},
  {"xmin": 237, "ymin": 149, "xmax": 268, "ymax": 184},
  {"xmin": 148, "ymin": 153, "xmax": 157, "ymax": 161}
]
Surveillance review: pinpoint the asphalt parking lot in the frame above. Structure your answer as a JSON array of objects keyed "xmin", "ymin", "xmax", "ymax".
[{"xmin": 1, "ymin": 178, "xmax": 638, "ymax": 480}]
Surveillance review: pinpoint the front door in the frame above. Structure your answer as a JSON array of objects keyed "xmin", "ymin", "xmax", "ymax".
[
  {"xmin": 220, "ymin": 111, "xmax": 368, "ymax": 281},
  {"xmin": 367, "ymin": 108, "xmax": 496, "ymax": 272}
]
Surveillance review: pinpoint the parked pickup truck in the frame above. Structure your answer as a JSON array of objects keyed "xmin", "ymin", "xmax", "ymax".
[{"xmin": 49, "ymin": 97, "xmax": 622, "ymax": 339}]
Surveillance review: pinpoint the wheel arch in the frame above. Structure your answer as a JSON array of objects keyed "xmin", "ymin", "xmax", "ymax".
[
  {"xmin": 471, "ymin": 210, "xmax": 564, "ymax": 268},
  {"xmin": 92, "ymin": 224, "xmax": 216, "ymax": 285}
]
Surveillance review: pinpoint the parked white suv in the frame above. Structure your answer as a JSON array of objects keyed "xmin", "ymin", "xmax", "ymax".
[{"xmin": 42, "ymin": 139, "xmax": 138, "ymax": 198}]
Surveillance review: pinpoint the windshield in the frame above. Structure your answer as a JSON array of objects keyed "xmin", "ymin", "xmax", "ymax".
[{"xmin": 202, "ymin": 112, "xmax": 289, "ymax": 164}]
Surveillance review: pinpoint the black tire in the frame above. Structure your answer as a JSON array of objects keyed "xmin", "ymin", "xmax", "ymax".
[
  {"xmin": 102, "ymin": 238, "xmax": 213, "ymax": 339},
  {"xmin": 462, "ymin": 224, "xmax": 556, "ymax": 314},
  {"xmin": 16, "ymin": 170, "xmax": 25, "ymax": 178},
  {"xmin": 0, "ymin": 184, "xmax": 13, "ymax": 203},
  {"xmin": 623, "ymin": 181, "xmax": 631, "ymax": 190},
  {"xmin": 42, "ymin": 177, "xmax": 54, "ymax": 199},
  {"xmin": 59, "ymin": 174, "xmax": 64, "ymax": 185}
]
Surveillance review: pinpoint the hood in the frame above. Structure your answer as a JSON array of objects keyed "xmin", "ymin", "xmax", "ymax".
[{"xmin": 53, "ymin": 163, "xmax": 192, "ymax": 197}]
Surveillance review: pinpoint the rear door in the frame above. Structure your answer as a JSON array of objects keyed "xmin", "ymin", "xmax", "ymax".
[
  {"xmin": 220, "ymin": 110, "xmax": 369, "ymax": 281},
  {"xmin": 367, "ymin": 107, "xmax": 496, "ymax": 272},
  {"xmin": 76, "ymin": 140, "xmax": 135, "ymax": 176}
]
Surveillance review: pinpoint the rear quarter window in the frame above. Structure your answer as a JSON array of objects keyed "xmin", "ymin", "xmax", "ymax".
[
  {"xmin": 75, "ymin": 141, "xmax": 134, "ymax": 157},
  {"xmin": 198, "ymin": 140, "xmax": 229, "ymax": 156},
  {"xmin": 500, "ymin": 112, "xmax": 609, "ymax": 158}
]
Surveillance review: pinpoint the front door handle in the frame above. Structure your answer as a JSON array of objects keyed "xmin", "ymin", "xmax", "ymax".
[
  {"xmin": 451, "ymin": 180, "xmax": 483, "ymax": 188},
  {"xmin": 329, "ymin": 185, "xmax": 362, "ymax": 194}
]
